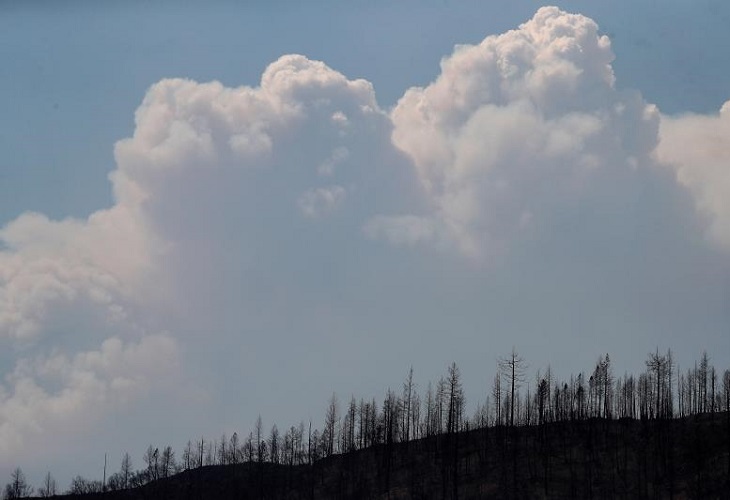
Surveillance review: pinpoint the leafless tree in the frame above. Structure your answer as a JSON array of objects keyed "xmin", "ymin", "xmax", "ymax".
[
  {"xmin": 255, "ymin": 416, "xmax": 265, "ymax": 463},
  {"xmin": 699, "ymin": 351, "xmax": 710, "ymax": 412},
  {"xmin": 143, "ymin": 445, "xmax": 159, "ymax": 481},
  {"xmin": 160, "ymin": 446, "xmax": 175, "ymax": 478},
  {"xmin": 499, "ymin": 348, "xmax": 526, "ymax": 427},
  {"xmin": 244, "ymin": 432, "xmax": 255, "ymax": 463},
  {"xmin": 492, "ymin": 373, "xmax": 502, "ymax": 426},
  {"xmin": 182, "ymin": 441, "xmax": 193, "ymax": 470},
  {"xmin": 269, "ymin": 425, "xmax": 280, "ymax": 464},
  {"xmin": 724, "ymin": 369, "xmax": 730, "ymax": 478},
  {"xmin": 402, "ymin": 367, "xmax": 415, "ymax": 442},
  {"xmin": 646, "ymin": 349, "xmax": 673, "ymax": 419},
  {"xmin": 67, "ymin": 476, "xmax": 102, "ymax": 494},
  {"xmin": 411, "ymin": 390, "xmax": 422, "ymax": 439},
  {"xmin": 436, "ymin": 376, "xmax": 447, "ymax": 434},
  {"xmin": 204, "ymin": 440, "xmax": 214, "ymax": 466},
  {"xmin": 105, "ymin": 472, "xmax": 124, "ymax": 492},
  {"xmin": 323, "ymin": 394, "xmax": 339, "ymax": 456},
  {"xmin": 446, "ymin": 362, "xmax": 465, "ymax": 434},
  {"xmin": 424, "ymin": 382, "xmax": 436, "ymax": 436},
  {"xmin": 341, "ymin": 396, "xmax": 357, "ymax": 452},
  {"xmin": 3, "ymin": 468, "xmax": 32, "ymax": 499},
  {"xmin": 591, "ymin": 354, "xmax": 613, "ymax": 418},
  {"xmin": 217, "ymin": 434, "xmax": 228, "ymax": 465},
  {"xmin": 229, "ymin": 432, "xmax": 241, "ymax": 464},
  {"xmin": 537, "ymin": 377, "xmax": 549, "ymax": 425},
  {"xmin": 37, "ymin": 472, "xmax": 56, "ymax": 498},
  {"xmin": 382, "ymin": 389, "xmax": 400, "ymax": 445},
  {"xmin": 711, "ymin": 365, "xmax": 717, "ymax": 413},
  {"xmin": 120, "ymin": 452, "xmax": 133, "ymax": 488},
  {"xmin": 196, "ymin": 438, "xmax": 205, "ymax": 468}
]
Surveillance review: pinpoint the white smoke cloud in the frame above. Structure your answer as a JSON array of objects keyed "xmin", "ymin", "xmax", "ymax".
[
  {"xmin": 386, "ymin": 6, "xmax": 661, "ymax": 259},
  {"xmin": 298, "ymin": 186, "xmax": 347, "ymax": 218},
  {"xmin": 0, "ymin": 206, "xmax": 157, "ymax": 341},
  {"xmin": 364, "ymin": 215, "xmax": 440, "ymax": 247},
  {"xmin": 657, "ymin": 100, "xmax": 730, "ymax": 249},
  {"xmin": 0, "ymin": 53, "xmax": 400, "ymax": 464},
  {"xmin": 0, "ymin": 333, "xmax": 179, "ymax": 460}
]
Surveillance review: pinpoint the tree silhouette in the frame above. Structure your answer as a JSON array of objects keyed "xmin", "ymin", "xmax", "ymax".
[
  {"xmin": 120, "ymin": 452, "xmax": 133, "ymax": 489},
  {"xmin": 402, "ymin": 367, "xmax": 415, "ymax": 442},
  {"xmin": 37, "ymin": 472, "xmax": 56, "ymax": 498},
  {"xmin": 161, "ymin": 445, "xmax": 175, "ymax": 478},
  {"xmin": 646, "ymin": 349, "xmax": 673, "ymax": 419},
  {"xmin": 229, "ymin": 432, "xmax": 241, "ymax": 464},
  {"xmin": 323, "ymin": 394, "xmax": 339, "ymax": 457},
  {"xmin": 446, "ymin": 362, "xmax": 464, "ymax": 435},
  {"xmin": 268, "ymin": 425, "xmax": 280, "ymax": 464},
  {"xmin": 499, "ymin": 348, "xmax": 526, "ymax": 427},
  {"xmin": 3, "ymin": 468, "xmax": 32, "ymax": 499},
  {"xmin": 143, "ymin": 445, "xmax": 159, "ymax": 481},
  {"xmin": 724, "ymin": 369, "xmax": 730, "ymax": 480}
]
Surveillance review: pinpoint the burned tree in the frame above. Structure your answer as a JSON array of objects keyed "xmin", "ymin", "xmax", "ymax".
[{"xmin": 499, "ymin": 348, "xmax": 526, "ymax": 427}]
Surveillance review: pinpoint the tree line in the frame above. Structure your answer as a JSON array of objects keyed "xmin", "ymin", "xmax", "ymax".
[{"xmin": 4, "ymin": 348, "xmax": 730, "ymax": 498}]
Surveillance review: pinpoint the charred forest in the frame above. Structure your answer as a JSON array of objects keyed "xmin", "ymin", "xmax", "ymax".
[{"xmin": 5, "ymin": 349, "xmax": 730, "ymax": 499}]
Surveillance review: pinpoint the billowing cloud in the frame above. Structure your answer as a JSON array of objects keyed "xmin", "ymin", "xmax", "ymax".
[
  {"xmin": 0, "ymin": 334, "xmax": 179, "ymax": 459},
  {"xmin": 0, "ymin": 207, "xmax": 156, "ymax": 341},
  {"xmin": 657, "ymin": 101, "xmax": 730, "ymax": 249},
  {"xmin": 387, "ymin": 6, "xmax": 661, "ymax": 259},
  {"xmin": 0, "ymin": 53, "xmax": 403, "ymax": 463}
]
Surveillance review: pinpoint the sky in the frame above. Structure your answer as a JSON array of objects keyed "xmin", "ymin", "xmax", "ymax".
[{"xmin": 1, "ymin": 0, "xmax": 729, "ymax": 490}]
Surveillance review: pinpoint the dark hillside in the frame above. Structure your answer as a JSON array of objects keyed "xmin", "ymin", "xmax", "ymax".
[{"xmin": 50, "ymin": 413, "xmax": 729, "ymax": 500}]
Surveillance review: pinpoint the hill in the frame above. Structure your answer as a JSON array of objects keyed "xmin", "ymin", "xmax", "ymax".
[{"xmin": 47, "ymin": 413, "xmax": 729, "ymax": 499}]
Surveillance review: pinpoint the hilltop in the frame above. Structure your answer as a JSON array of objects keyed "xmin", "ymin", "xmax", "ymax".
[{"xmin": 31, "ymin": 412, "xmax": 730, "ymax": 499}]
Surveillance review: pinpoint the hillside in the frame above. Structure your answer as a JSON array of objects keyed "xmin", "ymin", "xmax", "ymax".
[{"xmin": 48, "ymin": 413, "xmax": 729, "ymax": 499}]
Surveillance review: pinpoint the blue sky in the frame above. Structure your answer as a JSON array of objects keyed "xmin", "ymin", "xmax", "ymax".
[{"xmin": 1, "ymin": 0, "xmax": 729, "ymax": 489}]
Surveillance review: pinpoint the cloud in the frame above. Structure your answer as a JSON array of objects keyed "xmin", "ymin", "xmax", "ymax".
[
  {"xmin": 0, "ymin": 207, "xmax": 157, "ymax": 341},
  {"xmin": 0, "ymin": 53, "xmax": 402, "ymax": 465},
  {"xmin": 110, "ymin": 55, "xmax": 399, "ymax": 241},
  {"xmin": 0, "ymin": 333, "xmax": 179, "ymax": 460},
  {"xmin": 0, "ymin": 206, "xmax": 172, "ymax": 463},
  {"xmin": 298, "ymin": 186, "xmax": 347, "ymax": 218},
  {"xmin": 657, "ymin": 100, "xmax": 730, "ymax": 249},
  {"xmin": 386, "ymin": 6, "xmax": 661, "ymax": 259},
  {"xmin": 317, "ymin": 146, "xmax": 349, "ymax": 176}
]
